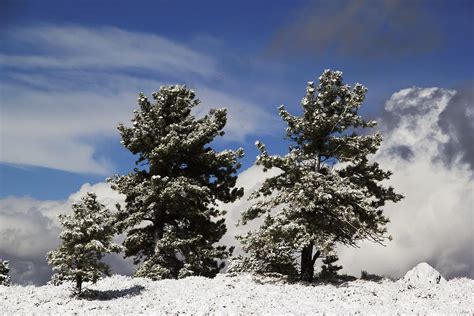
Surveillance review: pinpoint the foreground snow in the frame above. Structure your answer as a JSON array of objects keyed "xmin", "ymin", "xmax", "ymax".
[{"xmin": 1, "ymin": 273, "xmax": 473, "ymax": 314}]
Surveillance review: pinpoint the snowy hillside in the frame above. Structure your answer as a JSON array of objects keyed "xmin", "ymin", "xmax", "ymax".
[{"xmin": 1, "ymin": 266, "xmax": 473, "ymax": 314}]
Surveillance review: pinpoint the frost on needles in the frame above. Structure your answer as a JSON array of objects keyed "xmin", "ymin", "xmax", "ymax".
[
  {"xmin": 110, "ymin": 85, "xmax": 243, "ymax": 280},
  {"xmin": 47, "ymin": 192, "xmax": 121, "ymax": 295},
  {"xmin": 232, "ymin": 70, "xmax": 403, "ymax": 282},
  {"xmin": 0, "ymin": 259, "xmax": 11, "ymax": 286}
]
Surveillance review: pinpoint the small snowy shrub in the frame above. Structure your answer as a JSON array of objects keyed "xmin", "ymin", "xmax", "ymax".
[
  {"xmin": 318, "ymin": 255, "xmax": 342, "ymax": 282},
  {"xmin": 47, "ymin": 192, "xmax": 121, "ymax": 295},
  {"xmin": 361, "ymin": 270, "xmax": 383, "ymax": 282}
]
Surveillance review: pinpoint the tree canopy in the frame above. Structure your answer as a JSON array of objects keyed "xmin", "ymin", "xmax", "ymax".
[
  {"xmin": 234, "ymin": 70, "xmax": 403, "ymax": 281},
  {"xmin": 47, "ymin": 192, "xmax": 121, "ymax": 295},
  {"xmin": 110, "ymin": 85, "xmax": 243, "ymax": 279}
]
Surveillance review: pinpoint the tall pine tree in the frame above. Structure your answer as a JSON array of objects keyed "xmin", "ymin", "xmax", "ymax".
[
  {"xmin": 110, "ymin": 85, "xmax": 243, "ymax": 279},
  {"xmin": 47, "ymin": 192, "xmax": 121, "ymax": 295},
  {"xmin": 237, "ymin": 70, "xmax": 403, "ymax": 282}
]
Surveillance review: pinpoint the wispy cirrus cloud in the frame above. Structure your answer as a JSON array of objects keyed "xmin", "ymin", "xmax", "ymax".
[
  {"xmin": 0, "ymin": 25, "xmax": 279, "ymax": 174},
  {"xmin": 0, "ymin": 24, "xmax": 217, "ymax": 78}
]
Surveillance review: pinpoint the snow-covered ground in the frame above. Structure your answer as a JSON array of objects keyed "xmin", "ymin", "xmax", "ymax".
[{"xmin": 1, "ymin": 266, "xmax": 473, "ymax": 315}]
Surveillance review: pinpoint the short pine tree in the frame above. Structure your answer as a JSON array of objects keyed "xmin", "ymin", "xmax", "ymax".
[
  {"xmin": 47, "ymin": 192, "xmax": 121, "ymax": 295},
  {"xmin": 110, "ymin": 85, "xmax": 243, "ymax": 280},
  {"xmin": 237, "ymin": 70, "xmax": 403, "ymax": 282},
  {"xmin": 360, "ymin": 270, "xmax": 383, "ymax": 281},
  {"xmin": 0, "ymin": 260, "xmax": 11, "ymax": 286},
  {"xmin": 229, "ymin": 215, "xmax": 300, "ymax": 277},
  {"xmin": 319, "ymin": 255, "xmax": 342, "ymax": 282}
]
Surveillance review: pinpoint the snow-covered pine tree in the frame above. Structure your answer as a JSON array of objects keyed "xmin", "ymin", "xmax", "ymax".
[
  {"xmin": 0, "ymin": 259, "xmax": 11, "ymax": 286},
  {"xmin": 237, "ymin": 70, "xmax": 403, "ymax": 282},
  {"xmin": 47, "ymin": 192, "xmax": 121, "ymax": 295},
  {"xmin": 319, "ymin": 254, "xmax": 342, "ymax": 282},
  {"xmin": 109, "ymin": 85, "xmax": 243, "ymax": 280}
]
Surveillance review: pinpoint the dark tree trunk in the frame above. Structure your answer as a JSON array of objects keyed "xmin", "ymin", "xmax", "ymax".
[
  {"xmin": 156, "ymin": 221, "xmax": 164, "ymax": 240},
  {"xmin": 75, "ymin": 275, "xmax": 82, "ymax": 296},
  {"xmin": 151, "ymin": 219, "xmax": 165, "ymax": 258},
  {"xmin": 301, "ymin": 242, "xmax": 314, "ymax": 282}
]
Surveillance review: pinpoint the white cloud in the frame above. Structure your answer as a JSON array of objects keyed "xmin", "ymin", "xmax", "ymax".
[
  {"xmin": 220, "ymin": 165, "xmax": 281, "ymax": 254},
  {"xmin": 1, "ymin": 82, "xmax": 137, "ymax": 174},
  {"xmin": 0, "ymin": 25, "xmax": 217, "ymax": 78},
  {"xmin": 337, "ymin": 87, "xmax": 473, "ymax": 279},
  {"xmin": 195, "ymin": 86, "xmax": 282, "ymax": 142},
  {"xmin": 1, "ymin": 25, "xmax": 278, "ymax": 174}
]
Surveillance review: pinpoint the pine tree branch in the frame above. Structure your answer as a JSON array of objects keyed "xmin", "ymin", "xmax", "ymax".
[
  {"xmin": 143, "ymin": 217, "xmax": 156, "ymax": 224},
  {"xmin": 312, "ymin": 250, "xmax": 321, "ymax": 265}
]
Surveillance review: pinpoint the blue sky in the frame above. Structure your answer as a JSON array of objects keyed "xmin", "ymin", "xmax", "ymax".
[{"xmin": 1, "ymin": 0, "xmax": 473, "ymax": 200}]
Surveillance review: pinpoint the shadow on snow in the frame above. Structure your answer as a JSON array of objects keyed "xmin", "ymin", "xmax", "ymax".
[{"xmin": 80, "ymin": 285, "xmax": 146, "ymax": 301}]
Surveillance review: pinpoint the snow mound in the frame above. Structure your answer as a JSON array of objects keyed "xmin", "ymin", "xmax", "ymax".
[{"xmin": 403, "ymin": 262, "xmax": 446, "ymax": 286}]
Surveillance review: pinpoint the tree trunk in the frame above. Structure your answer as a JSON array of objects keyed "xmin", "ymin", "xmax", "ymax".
[
  {"xmin": 153, "ymin": 220, "xmax": 164, "ymax": 255},
  {"xmin": 301, "ymin": 242, "xmax": 314, "ymax": 282},
  {"xmin": 75, "ymin": 274, "xmax": 82, "ymax": 296}
]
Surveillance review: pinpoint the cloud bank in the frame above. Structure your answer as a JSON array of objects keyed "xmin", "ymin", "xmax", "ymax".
[
  {"xmin": 437, "ymin": 84, "xmax": 474, "ymax": 172},
  {"xmin": 339, "ymin": 87, "xmax": 473, "ymax": 279},
  {"xmin": 0, "ymin": 183, "xmax": 129, "ymax": 285}
]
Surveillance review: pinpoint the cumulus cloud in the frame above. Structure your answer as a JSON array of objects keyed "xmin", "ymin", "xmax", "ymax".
[
  {"xmin": 1, "ymin": 25, "xmax": 278, "ymax": 174},
  {"xmin": 338, "ymin": 87, "xmax": 473, "ymax": 279},
  {"xmin": 268, "ymin": 0, "xmax": 441, "ymax": 59},
  {"xmin": 0, "ymin": 197, "xmax": 63, "ymax": 285},
  {"xmin": 437, "ymin": 84, "xmax": 474, "ymax": 172},
  {"xmin": 220, "ymin": 165, "xmax": 282, "ymax": 255},
  {"xmin": 0, "ymin": 182, "xmax": 130, "ymax": 285}
]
